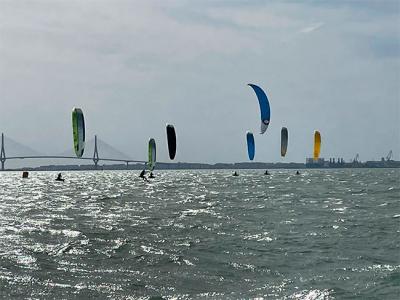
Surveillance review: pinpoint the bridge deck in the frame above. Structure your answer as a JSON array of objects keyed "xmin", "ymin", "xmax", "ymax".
[{"xmin": 4, "ymin": 156, "xmax": 146, "ymax": 164}]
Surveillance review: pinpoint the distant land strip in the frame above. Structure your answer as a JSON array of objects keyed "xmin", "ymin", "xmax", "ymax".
[{"xmin": 4, "ymin": 160, "xmax": 400, "ymax": 171}]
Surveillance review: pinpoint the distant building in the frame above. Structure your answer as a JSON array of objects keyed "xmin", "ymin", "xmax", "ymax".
[{"xmin": 306, "ymin": 158, "xmax": 326, "ymax": 168}]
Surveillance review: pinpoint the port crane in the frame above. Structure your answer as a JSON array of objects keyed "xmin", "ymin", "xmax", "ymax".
[
  {"xmin": 353, "ymin": 153, "xmax": 359, "ymax": 163},
  {"xmin": 386, "ymin": 150, "xmax": 393, "ymax": 161}
]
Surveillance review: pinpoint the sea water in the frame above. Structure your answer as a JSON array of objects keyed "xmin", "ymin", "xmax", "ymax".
[{"xmin": 0, "ymin": 169, "xmax": 399, "ymax": 299}]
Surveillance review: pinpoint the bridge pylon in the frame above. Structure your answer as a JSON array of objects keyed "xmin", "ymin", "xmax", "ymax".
[
  {"xmin": 1, "ymin": 133, "xmax": 6, "ymax": 171},
  {"xmin": 93, "ymin": 135, "xmax": 100, "ymax": 169}
]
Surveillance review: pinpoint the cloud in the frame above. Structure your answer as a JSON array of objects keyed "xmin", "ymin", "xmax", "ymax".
[
  {"xmin": 300, "ymin": 22, "xmax": 324, "ymax": 33},
  {"xmin": 205, "ymin": 7, "xmax": 296, "ymax": 30}
]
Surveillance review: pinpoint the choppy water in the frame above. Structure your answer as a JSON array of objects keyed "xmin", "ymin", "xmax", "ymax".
[{"xmin": 0, "ymin": 169, "xmax": 399, "ymax": 299}]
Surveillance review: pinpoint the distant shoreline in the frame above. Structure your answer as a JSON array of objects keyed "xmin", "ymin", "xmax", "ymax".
[{"xmin": 3, "ymin": 160, "xmax": 399, "ymax": 171}]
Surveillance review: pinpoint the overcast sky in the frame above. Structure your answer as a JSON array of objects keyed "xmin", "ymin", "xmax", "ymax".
[{"xmin": 1, "ymin": 0, "xmax": 399, "ymax": 163}]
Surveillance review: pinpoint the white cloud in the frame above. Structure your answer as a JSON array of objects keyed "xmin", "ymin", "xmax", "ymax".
[
  {"xmin": 206, "ymin": 7, "xmax": 296, "ymax": 29},
  {"xmin": 300, "ymin": 22, "xmax": 325, "ymax": 33}
]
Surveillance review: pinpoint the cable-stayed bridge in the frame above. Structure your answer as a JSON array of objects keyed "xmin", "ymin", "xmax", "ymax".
[{"xmin": 0, "ymin": 133, "xmax": 145, "ymax": 171}]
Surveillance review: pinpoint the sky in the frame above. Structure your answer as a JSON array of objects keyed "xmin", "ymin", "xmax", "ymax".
[{"xmin": 0, "ymin": 0, "xmax": 399, "ymax": 164}]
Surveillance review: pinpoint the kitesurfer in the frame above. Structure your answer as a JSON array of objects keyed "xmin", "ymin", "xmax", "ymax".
[
  {"xmin": 264, "ymin": 170, "xmax": 270, "ymax": 175},
  {"xmin": 233, "ymin": 171, "xmax": 239, "ymax": 176},
  {"xmin": 55, "ymin": 173, "xmax": 64, "ymax": 182},
  {"xmin": 296, "ymin": 171, "xmax": 300, "ymax": 175},
  {"xmin": 149, "ymin": 172, "xmax": 155, "ymax": 179},
  {"xmin": 139, "ymin": 170, "xmax": 149, "ymax": 182}
]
